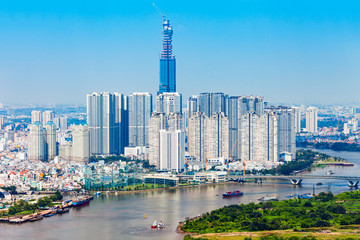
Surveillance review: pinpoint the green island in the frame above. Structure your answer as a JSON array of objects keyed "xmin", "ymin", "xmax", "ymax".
[{"xmin": 182, "ymin": 191, "xmax": 360, "ymax": 240}]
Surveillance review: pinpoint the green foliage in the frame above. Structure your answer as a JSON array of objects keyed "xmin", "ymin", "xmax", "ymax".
[
  {"xmin": 2, "ymin": 186, "xmax": 17, "ymax": 194},
  {"xmin": 315, "ymin": 192, "xmax": 334, "ymax": 202},
  {"xmin": 182, "ymin": 191, "xmax": 360, "ymax": 234},
  {"xmin": 298, "ymin": 141, "xmax": 360, "ymax": 152},
  {"xmin": 259, "ymin": 235, "xmax": 317, "ymax": 240},
  {"xmin": 6, "ymin": 199, "xmax": 37, "ymax": 216},
  {"xmin": 253, "ymin": 150, "xmax": 323, "ymax": 175},
  {"xmin": 37, "ymin": 197, "xmax": 51, "ymax": 207},
  {"xmin": 50, "ymin": 190, "xmax": 63, "ymax": 201},
  {"xmin": 90, "ymin": 155, "xmax": 155, "ymax": 169}
]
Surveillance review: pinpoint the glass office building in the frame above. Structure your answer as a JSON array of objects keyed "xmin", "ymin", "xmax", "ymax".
[{"xmin": 158, "ymin": 18, "xmax": 176, "ymax": 94}]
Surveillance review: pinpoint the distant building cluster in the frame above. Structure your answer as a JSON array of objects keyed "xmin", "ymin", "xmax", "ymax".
[
  {"xmin": 84, "ymin": 91, "xmax": 298, "ymax": 172},
  {"xmin": 28, "ymin": 110, "xmax": 89, "ymax": 163}
]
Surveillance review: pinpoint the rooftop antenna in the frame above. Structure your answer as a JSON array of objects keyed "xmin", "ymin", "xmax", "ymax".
[{"xmin": 153, "ymin": 3, "xmax": 166, "ymax": 22}]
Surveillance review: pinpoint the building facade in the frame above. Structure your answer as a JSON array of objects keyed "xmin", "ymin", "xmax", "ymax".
[
  {"xmin": 72, "ymin": 124, "xmax": 90, "ymax": 162},
  {"xmin": 87, "ymin": 92, "xmax": 117, "ymax": 155},
  {"xmin": 306, "ymin": 107, "xmax": 318, "ymax": 133},
  {"xmin": 276, "ymin": 108, "xmax": 296, "ymax": 160},
  {"xmin": 156, "ymin": 92, "xmax": 182, "ymax": 114},
  {"xmin": 187, "ymin": 112, "xmax": 206, "ymax": 162},
  {"xmin": 159, "ymin": 130, "xmax": 185, "ymax": 172},
  {"xmin": 292, "ymin": 106, "xmax": 301, "ymax": 133},
  {"xmin": 44, "ymin": 121, "xmax": 57, "ymax": 161},
  {"xmin": 31, "ymin": 111, "xmax": 42, "ymax": 124},
  {"xmin": 28, "ymin": 122, "xmax": 46, "ymax": 161},
  {"xmin": 128, "ymin": 92, "xmax": 152, "ymax": 147},
  {"xmin": 149, "ymin": 112, "xmax": 183, "ymax": 167},
  {"xmin": 158, "ymin": 18, "xmax": 176, "ymax": 94},
  {"xmin": 43, "ymin": 111, "xmax": 55, "ymax": 125},
  {"xmin": 197, "ymin": 92, "xmax": 228, "ymax": 117}
]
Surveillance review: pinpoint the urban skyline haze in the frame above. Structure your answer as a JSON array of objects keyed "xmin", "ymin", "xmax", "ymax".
[{"xmin": 0, "ymin": 0, "xmax": 359, "ymax": 105}]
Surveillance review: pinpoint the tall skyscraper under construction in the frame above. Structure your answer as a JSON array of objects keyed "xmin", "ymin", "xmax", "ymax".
[{"xmin": 158, "ymin": 18, "xmax": 176, "ymax": 94}]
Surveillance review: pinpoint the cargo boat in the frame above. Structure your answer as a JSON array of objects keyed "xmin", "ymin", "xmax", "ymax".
[
  {"xmin": 72, "ymin": 196, "xmax": 91, "ymax": 207},
  {"xmin": 222, "ymin": 190, "xmax": 243, "ymax": 197},
  {"xmin": 43, "ymin": 210, "xmax": 57, "ymax": 217}
]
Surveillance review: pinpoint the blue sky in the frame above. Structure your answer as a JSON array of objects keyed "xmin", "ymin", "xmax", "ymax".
[{"xmin": 0, "ymin": 0, "xmax": 359, "ymax": 105}]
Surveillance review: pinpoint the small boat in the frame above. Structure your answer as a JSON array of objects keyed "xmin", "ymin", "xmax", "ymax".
[
  {"xmin": 56, "ymin": 208, "xmax": 69, "ymax": 214},
  {"xmin": 151, "ymin": 221, "xmax": 165, "ymax": 229},
  {"xmin": 95, "ymin": 191, "xmax": 101, "ymax": 196},
  {"xmin": 326, "ymin": 170, "xmax": 335, "ymax": 175},
  {"xmin": 286, "ymin": 193, "xmax": 297, "ymax": 198},
  {"xmin": 299, "ymin": 193, "xmax": 313, "ymax": 199},
  {"xmin": 222, "ymin": 190, "xmax": 243, "ymax": 197},
  {"xmin": 316, "ymin": 182, "xmax": 323, "ymax": 186},
  {"xmin": 44, "ymin": 210, "xmax": 57, "ymax": 217},
  {"xmin": 29, "ymin": 215, "xmax": 43, "ymax": 222}
]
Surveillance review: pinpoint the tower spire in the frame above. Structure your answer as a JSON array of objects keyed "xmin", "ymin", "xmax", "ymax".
[{"xmin": 154, "ymin": 4, "xmax": 176, "ymax": 94}]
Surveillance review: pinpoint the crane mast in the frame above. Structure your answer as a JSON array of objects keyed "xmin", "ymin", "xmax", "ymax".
[{"xmin": 153, "ymin": 3, "xmax": 166, "ymax": 22}]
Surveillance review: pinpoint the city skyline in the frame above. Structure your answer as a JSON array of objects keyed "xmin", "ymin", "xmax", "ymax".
[{"xmin": 0, "ymin": 1, "xmax": 360, "ymax": 105}]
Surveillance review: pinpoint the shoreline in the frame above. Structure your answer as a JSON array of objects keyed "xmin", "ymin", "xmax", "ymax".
[
  {"xmin": 184, "ymin": 228, "xmax": 360, "ymax": 239},
  {"xmin": 177, "ymin": 190, "xmax": 360, "ymax": 239},
  {"xmin": 315, "ymin": 162, "xmax": 354, "ymax": 166},
  {"xmin": 90, "ymin": 181, "xmax": 235, "ymax": 195},
  {"xmin": 0, "ymin": 196, "xmax": 92, "ymax": 224}
]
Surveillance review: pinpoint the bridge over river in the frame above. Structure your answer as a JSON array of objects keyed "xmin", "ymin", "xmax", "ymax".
[{"xmin": 228, "ymin": 174, "xmax": 360, "ymax": 187}]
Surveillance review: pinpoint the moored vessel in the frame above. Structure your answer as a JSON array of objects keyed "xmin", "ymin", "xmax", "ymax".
[
  {"xmin": 222, "ymin": 190, "xmax": 243, "ymax": 197},
  {"xmin": 43, "ymin": 210, "xmax": 57, "ymax": 217},
  {"xmin": 72, "ymin": 196, "xmax": 91, "ymax": 207}
]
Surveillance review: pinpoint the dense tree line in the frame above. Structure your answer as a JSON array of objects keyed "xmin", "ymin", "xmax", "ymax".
[
  {"xmin": 297, "ymin": 142, "xmax": 360, "ymax": 152},
  {"xmin": 90, "ymin": 155, "xmax": 155, "ymax": 169},
  {"xmin": 252, "ymin": 150, "xmax": 327, "ymax": 175},
  {"xmin": 182, "ymin": 191, "xmax": 360, "ymax": 234},
  {"xmin": 2, "ymin": 186, "xmax": 17, "ymax": 194}
]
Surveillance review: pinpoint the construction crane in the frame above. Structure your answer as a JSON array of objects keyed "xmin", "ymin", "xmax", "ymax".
[
  {"xmin": 153, "ymin": 3, "xmax": 166, "ymax": 21},
  {"xmin": 243, "ymin": 161, "xmax": 246, "ymax": 176},
  {"xmin": 227, "ymin": 137, "xmax": 240, "ymax": 176},
  {"xmin": 178, "ymin": 141, "xmax": 188, "ymax": 175}
]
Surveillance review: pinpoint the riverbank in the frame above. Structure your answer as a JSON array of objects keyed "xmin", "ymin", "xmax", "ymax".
[
  {"xmin": 298, "ymin": 142, "xmax": 360, "ymax": 152},
  {"xmin": 180, "ymin": 191, "xmax": 360, "ymax": 239},
  {"xmin": 185, "ymin": 227, "xmax": 360, "ymax": 240},
  {"xmin": 91, "ymin": 181, "xmax": 235, "ymax": 196},
  {"xmin": 315, "ymin": 161, "xmax": 354, "ymax": 166},
  {"xmin": 0, "ymin": 194, "xmax": 92, "ymax": 224}
]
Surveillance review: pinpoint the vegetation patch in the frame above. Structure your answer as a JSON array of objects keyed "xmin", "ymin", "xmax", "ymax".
[
  {"xmin": 252, "ymin": 150, "xmax": 334, "ymax": 175},
  {"xmin": 0, "ymin": 190, "xmax": 63, "ymax": 217},
  {"xmin": 182, "ymin": 191, "xmax": 360, "ymax": 236}
]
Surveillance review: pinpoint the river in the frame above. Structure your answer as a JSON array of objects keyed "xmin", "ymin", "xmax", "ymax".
[{"xmin": 1, "ymin": 149, "xmax": 360, "ymax": 240}]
